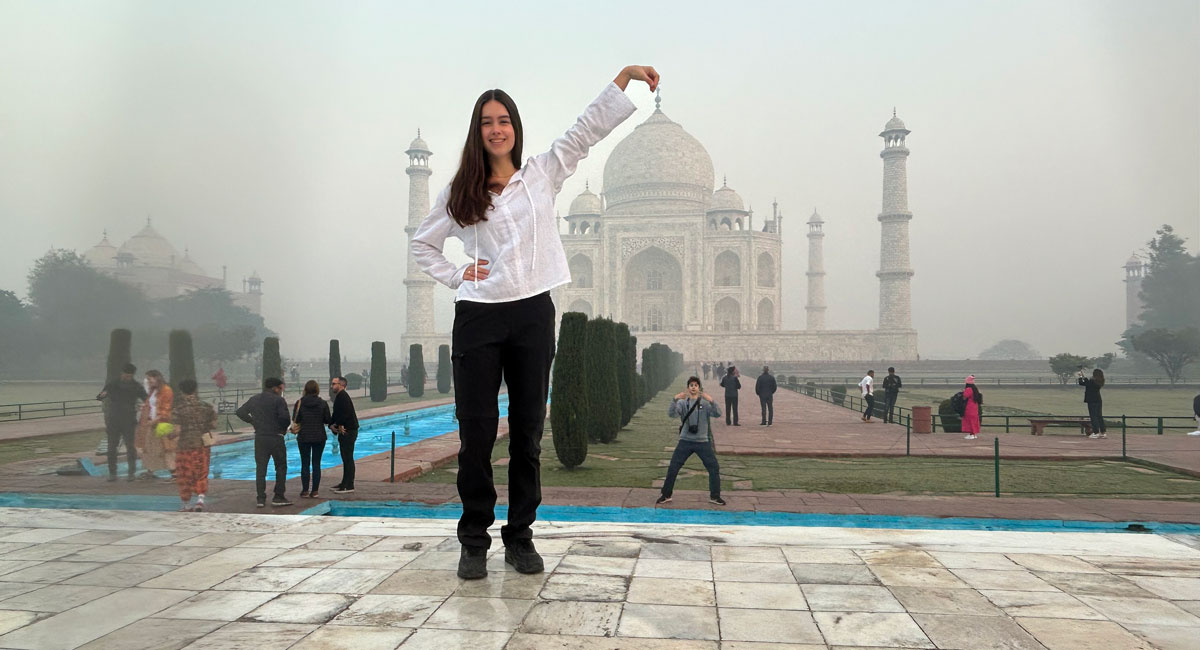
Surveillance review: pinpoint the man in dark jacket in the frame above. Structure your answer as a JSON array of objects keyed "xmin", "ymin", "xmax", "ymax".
[
  {"xmin": 720, "ymin": 366, "xmax": 741, "ymax": 426},
  {"xmin": 882, "ymin": 367, "xmax": 903, "ymax": 423},
  {"xmin": 330, "ymin": 376, "xmax": 360, "ymax": 492},
  {"xmin": 236, "ymin": 377, "xmax": 292, "ymax": 507},
  {"xmin": 755, "ymin": 366, "xmax": 778, "ymax": 426},
  {"xmin": 96, "ymin": 363, "xmax": 147, "ymax": 481}
]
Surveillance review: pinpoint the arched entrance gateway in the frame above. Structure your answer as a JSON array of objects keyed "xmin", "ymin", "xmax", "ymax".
[{"xmin": 623, "ymin": 247, "xmax": 682, "ymax": 332}]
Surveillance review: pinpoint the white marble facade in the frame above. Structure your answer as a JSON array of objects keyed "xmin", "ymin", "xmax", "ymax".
[{"xmin": 402, "ymin": 97, "xmax": 920, "ymax": 362}]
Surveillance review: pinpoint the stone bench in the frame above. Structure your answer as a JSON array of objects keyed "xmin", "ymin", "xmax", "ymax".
[{"xmin": 1029, "ymin": 418, "xmax": 1093, "ymax": 436}]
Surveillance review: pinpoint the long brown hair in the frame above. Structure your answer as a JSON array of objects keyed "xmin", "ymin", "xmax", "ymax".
[
  {"xmin": 303, "ymin": 379, "xmax": 320, "ymax": 396},
  {"xmin": 447, "ymin": 89, "xmax": 523, "ymax": 227},
  {"xmin": 1092, "ymin": 368, "xmax": 1105, "ymax": 388}
]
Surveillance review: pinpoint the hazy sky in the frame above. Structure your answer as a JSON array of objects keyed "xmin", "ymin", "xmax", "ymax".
[{"xmin": 2, "ymin": 0, "xmax": 1197, "ymax": 361}]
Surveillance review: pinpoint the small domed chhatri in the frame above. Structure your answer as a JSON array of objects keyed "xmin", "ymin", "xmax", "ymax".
[
  {"xmin": 568, "ymin": 182, "xmax": 603, "ymax": 217},
  {"xmin": 709, "ymin": 178, "xmax": 745, "ymax": 213},
  {"xmin": 84, "ymin": 231, "xmax": 118, "ymax": 268}
]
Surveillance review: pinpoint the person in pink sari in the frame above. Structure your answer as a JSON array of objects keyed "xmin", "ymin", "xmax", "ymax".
[{"xmin": 962, "ymin": 375, "xmax": 982, "ymax": 439}]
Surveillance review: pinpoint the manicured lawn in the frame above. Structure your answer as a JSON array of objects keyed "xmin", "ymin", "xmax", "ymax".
[
  {"xmin": 0, "ymin": 429, "xmax": 105, "ymax": 467},
  {"xmin": 413, "ymin": 377, "xmax": 1200, "ymax": 499}
]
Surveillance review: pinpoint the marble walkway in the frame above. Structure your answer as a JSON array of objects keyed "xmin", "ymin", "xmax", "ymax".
[{"xmin": 0, "ymin": 508, "xmax": 1198, "ymax": 649}]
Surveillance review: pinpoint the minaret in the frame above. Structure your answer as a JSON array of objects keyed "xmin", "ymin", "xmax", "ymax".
[
  {"xmin": 806, "ymin": 209, "xmax": 827, "ymax": 329},
  {"xmin": 877, "ymin": 110, "xmax": 914, "ymax": 330},
  {"xmin": 403, "ymin": 132, "xmax": 436, "ymax": 341},
  {"xmin": 1124, "ymin": 253, "xmax": 1146, "ymax": 328}
]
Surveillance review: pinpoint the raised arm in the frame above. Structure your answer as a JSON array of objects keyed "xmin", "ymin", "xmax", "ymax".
[{"xmin": 528, "ymin": 66, "xmax": 657, "ymax": 193}]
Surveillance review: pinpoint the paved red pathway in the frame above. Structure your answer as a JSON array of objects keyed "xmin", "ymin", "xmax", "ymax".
[{"xmin": 712, "ymin": 388, "xmax": 1200, "ymax": 477}]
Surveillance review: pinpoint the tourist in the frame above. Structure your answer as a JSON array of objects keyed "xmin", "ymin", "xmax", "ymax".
[
  {"xmin": 720, "ymin": 365, "xmax": 741, "ymax": 426},
  {"xmin": 882, "ymin": 367, "xmax": 902, "ymax": 423},
  {"xmin": 755, "ymin": 366, "xmax": 777, "ymax": 426},
  {"xmin": 293, "ymin": 379, "xmax": 332, "ymax": 498},
  {"xmin": 329, "ymin": 376, "xmax": 359, "ymax": 493},
  {"xmin": 95, "ymin": 363, "xmax": 146, "ymax": 481},
  {"xmin": 702, "ymin": 362, "xmax": 710, "ymax": 380},
  {"xmin": 962, "ymin": 375, "xmax": 983, "ymax": 439},
  {"xmin": 858, "ymin": 370, "xmax": 875, "ymax": 422},
  {"xmin": 235, "ymin": 377, "xmax": 292, "ymax": 508},
  {"xmin": 411, "ymin": 65, "xmax": 657, "ymax": 580},
  {"xmin": 1189, "ymin": 392, "xmax": 1200, "ymax": 436},
  {"xmin": 170, "ymin": 379, "xmax": 216, "ymax": 512},
  {"xmin": 135, "ymin": 370, "xmax": 174, "ymax": 479},
  {"xmin": 1077, "ymin": 368, "xmax": 1107, "ymax": 439},
  {"xmin": 657, "ymin": 376, "xmax": 725, "ymax": 506}
]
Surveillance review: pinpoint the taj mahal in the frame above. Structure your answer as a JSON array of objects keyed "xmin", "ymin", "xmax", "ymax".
[{"xmin": 402, "ymin": 94, "xmax": 919, "ymax": 362}]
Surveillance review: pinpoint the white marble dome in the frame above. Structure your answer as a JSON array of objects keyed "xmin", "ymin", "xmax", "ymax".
[
  {"xmin": 708, "ymin": 182, "xmax": 745, "ymax": 213},
  {"xmin": 568, "ymin": 186, "xmax": 602, "ymax": 216},
  {"xmin": 117, "ymin": 221, "xmax": 178, "ymax": 268},
  {"xmin": 884, "ymin": 115, "xmax": 907, "ymax": 131},
  {"xmin": 602, "ymin": 104, "xmax": 714, "ymax": 212},
  {"xmin": 84, "ymin": 234, "xmax": 118, "ymax": 268}
]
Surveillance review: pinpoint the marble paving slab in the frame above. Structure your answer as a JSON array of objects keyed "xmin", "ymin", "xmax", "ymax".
[{"xmin": 0, "ymin": 510, "xmax": 1194, "ymax": 649}]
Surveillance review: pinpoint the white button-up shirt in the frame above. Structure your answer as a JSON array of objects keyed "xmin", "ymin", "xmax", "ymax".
[{"xmin": 411, "ymin": 82, "xmax": 637, "ymax": 303}]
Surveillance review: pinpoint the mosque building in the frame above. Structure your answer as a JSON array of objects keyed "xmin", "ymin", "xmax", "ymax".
[{"xmin": 83, "ymin": 219, "xmax": 263, "ymax": 314}]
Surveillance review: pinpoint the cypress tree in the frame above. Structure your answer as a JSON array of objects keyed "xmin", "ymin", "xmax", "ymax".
[
  {"xmin": 371, "ymin": 341, "xmax": 388, "ymax": 401},
  {"xmin": 614, "ymin": 323, "xmax": 633, "ymax": 427},
  {"xmin": 168, "ymin": 329, "xmax": 196, "ymax": 386},
  {"xmin": 329, "ymin": 339, "xmax": 341, "ymax": 379},
  {"xmin": 551, "ymin": 312, "xmax": 589, "ymax": 468},
  {"xmin": 262, "ymin": 337, "xmax": 282, "ymax": 387},
  {"xmin": 105, "ymin": 329, "xmax": 132, "ymax": 384},
  {"xmin": 407, "ymin": 344, "xmax": 424, "ymax": 398},
  {"xmin": 641, "ymin": 346, "xmax": 653, "ymax": 403},
  {"xmin": 437, "ymin": 344, "xmax": 452, "ymax": 394},
  {"xmin": 584, "ymin": 318, "xmax": 621, "ymax": 443}
]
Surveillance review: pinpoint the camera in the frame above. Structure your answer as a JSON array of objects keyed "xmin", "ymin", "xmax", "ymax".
[{"xmin": 688, "ymin": 424, "xmax": 699, "ymax": 434}]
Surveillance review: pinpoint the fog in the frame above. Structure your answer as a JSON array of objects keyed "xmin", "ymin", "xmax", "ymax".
[{"xmin": 1, "ymin": 0, "xmax": 1197, "ymax": 362}]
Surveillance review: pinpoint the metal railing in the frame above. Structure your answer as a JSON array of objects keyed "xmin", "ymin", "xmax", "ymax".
[
  {"xmin": 779, "ymin": 376, "xmax": 1195, "ymax": 387},
  {"xmin": 0, "ymin": 387, "xmax": 258, "ymax": 423},
  {"xmin": 783, "ymin": 384, "xmax": 1197, "ymax": 436}
]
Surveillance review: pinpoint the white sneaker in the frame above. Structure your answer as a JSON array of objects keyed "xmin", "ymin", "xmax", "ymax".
[
  {"xmin": 1089, "ymin": 433, "xmax": 1101, "ymax": 439},
  {"xmin": 1188, "ymin": 431, "xmax": 1200, "ymax": 436},
  {"xmin": 963, "ymin": 434, "xmax": 975, "ymax": 440}
]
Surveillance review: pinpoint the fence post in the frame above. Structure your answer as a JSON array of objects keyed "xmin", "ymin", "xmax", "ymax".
[
  {"xmin": 906, "ymin": 418, "xmax": 911, "ymax": 456},
  {"xmin": 390, "ymin": 431, "xmax": 396, "ymax": 483},
  {"xmin": 994, "ymin": 437, "xmax": 1000, "ymax": 498},
  {"xmin": 1121, "ymin": 415, "xmax": 1127, "ymax": 436},
  {"xmin": 1157, "ymin": 417, "xmax": 1163, "ymax": 435},
  {"xmin": 1122, "ymin": 428, "xmax": 1127, "ymax": 460},
  {"xmin": 1005, "ymin": 416, "xmax": 1010, "ymax": 433}
]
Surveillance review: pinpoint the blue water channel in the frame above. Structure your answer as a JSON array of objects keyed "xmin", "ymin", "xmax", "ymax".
[{"xmin": 200, "ymin": 397, "xmax": 507, "ymax": 481}]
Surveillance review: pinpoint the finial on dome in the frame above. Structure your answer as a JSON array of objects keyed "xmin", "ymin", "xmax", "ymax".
[
  {"xmin": 654, "ymin": 88, "xmax": 661, "ymax": 111},
  {"xmin": 585, "ymin": 180, "xmax": 589, "ymax": 191},
  {"xmin": 417, "ymin": 128, "xmax": 421, "ymax": 138},
  {"xmin": 722, "ymin": 175, "xmax": 727, "ymax": 188},
  {"xmin": 146, "ymin": 216, "xmax": 151, "ymax": 226},
  {"xmin": 893, "ymin": 107, "xmax": 896, "ymax": 117},
  {"xmin": 102, "ymin": 228, "xmax": 108, "ymax": 238}
]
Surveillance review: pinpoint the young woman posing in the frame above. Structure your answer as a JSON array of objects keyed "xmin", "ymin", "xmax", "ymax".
[{"xmin": 412, "ymin": 65, "xmax": 659, "ymax": 580}]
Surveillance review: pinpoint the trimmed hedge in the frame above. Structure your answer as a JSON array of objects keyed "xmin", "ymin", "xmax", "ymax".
[
  {"xmin": 262, "ymin": 337, "xmax": 282, "ymax": 387},
  {"xmin": 406, "ymin": 344, "xmax": 424, "ymax": 399},
  {"xmin": 551, "ymin": 312, "xmax": 589, "ymax": 468},
  {"xmin": 105, "ymin": 329, "xmax": 132, "ymax": 384},
  {"xmin": 168, "ymin": 329, "xmax": 196, "ymax": 386},
  {"xmin": 585, "ymin": 318, "xmax": 621, "ymax": 443},
  {"xmin": 329, "ymin": 339, "xmax": 341, "ymax": 380},
  {"xmin": 437, "ymin": 344, "xmax": 452, "ymax": 394},
  {"xmin": 615, "ymin": 323, "xmax": 634, "ymax": 429},
  {"xmin": 371, "ymin": 341, "xmax": 387, "ymax": 401}
]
